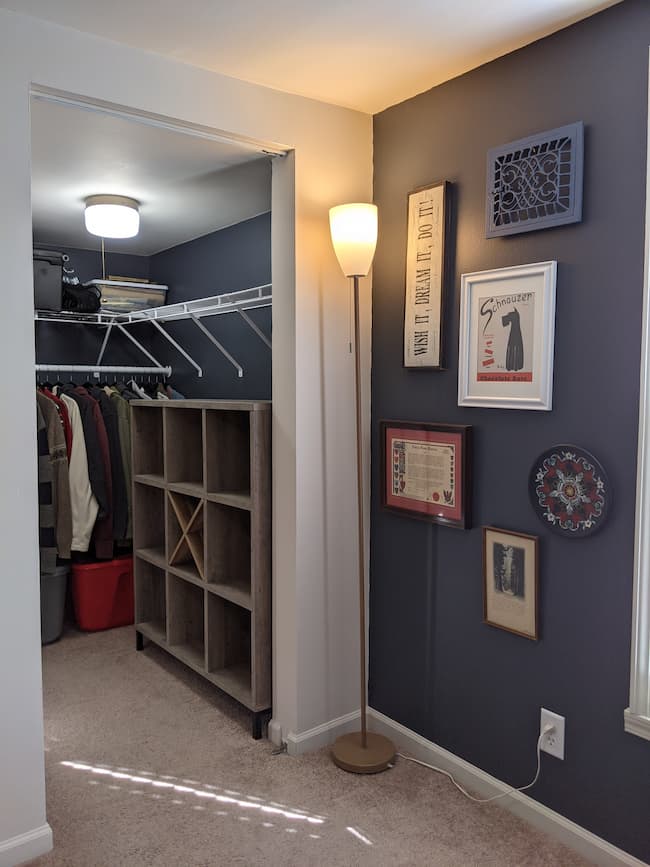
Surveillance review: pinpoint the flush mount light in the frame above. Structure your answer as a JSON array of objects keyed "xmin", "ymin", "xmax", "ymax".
[{"xmin": 84, "ymin": 194, "xmax": 140, "ymax": 239}]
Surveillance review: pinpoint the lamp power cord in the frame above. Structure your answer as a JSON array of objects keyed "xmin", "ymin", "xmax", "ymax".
[{"xmin": 395, "ymin": 724, "xmax": 555, "ymax": 804}]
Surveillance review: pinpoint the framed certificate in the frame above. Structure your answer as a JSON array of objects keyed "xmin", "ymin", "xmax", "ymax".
[
  {"xmin": 403, "ymin": 180, "xmax": 450, "ymax": 369},
  {"xmin": 380, "ymin": 420, "xmax": 471, "ymax": 529}
]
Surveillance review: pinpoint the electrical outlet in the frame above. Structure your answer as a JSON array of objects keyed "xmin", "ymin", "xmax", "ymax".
[{"xmin": 540, "ymin": 708, "xmax": 565, "ymax": 760}]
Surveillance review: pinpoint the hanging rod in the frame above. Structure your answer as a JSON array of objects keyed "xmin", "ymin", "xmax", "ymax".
[{"xmin": 35, "ymin": 364, "xmax": 172, "ymax": 376}]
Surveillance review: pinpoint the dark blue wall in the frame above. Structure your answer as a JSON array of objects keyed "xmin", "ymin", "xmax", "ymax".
[
  {"xmin": 370, "ymin": 1, "xmax": 650, "ymax": 859},
  {"xmin": 34, "ymin": 213, "xmax": 271, "ymax": 399},
  {"xmin": 34, "ymin": 243, "xmax": 151, "ymax": 284},
  {"xmin": 149, "ymin": 212, "xmax": 271, "ymax": 399}
]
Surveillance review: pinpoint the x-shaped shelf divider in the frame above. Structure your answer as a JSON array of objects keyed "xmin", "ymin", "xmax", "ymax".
[{"xmin": 168, "ymin": 491, "xmax": 205, "ymax": 580}]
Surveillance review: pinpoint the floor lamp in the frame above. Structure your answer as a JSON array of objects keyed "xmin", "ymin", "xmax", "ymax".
[{"xmin": 329, "ymin": 203, "xmax": 396, "ymax": 774}]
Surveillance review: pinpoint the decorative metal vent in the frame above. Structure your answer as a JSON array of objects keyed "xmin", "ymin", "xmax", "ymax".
[{"xmin": 486, "ymin": 122, "xmax": 583, "ymax": 238}]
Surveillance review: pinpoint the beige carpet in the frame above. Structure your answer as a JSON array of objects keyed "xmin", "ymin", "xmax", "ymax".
[{"xmin": 28, "ymin": 626, "xmax": 592, "ymax": 867}]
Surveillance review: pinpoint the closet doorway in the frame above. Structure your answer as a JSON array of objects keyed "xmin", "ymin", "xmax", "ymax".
[{"xmin": 30, "ymin": 91, "xmax": 280, "ymax": 837}]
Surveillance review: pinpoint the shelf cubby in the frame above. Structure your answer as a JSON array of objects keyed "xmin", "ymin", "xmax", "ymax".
[
  {"xmin": 167, "ymin": 491, "xmax": 205, "ymax": 582},
  {"xmin": 134, "ymin": 559, "xmax": 167, "ymax": 644},
  {"xmin": 205, "ymin": 410, "xmax": 250, "ymax": 500},
  {"xmin": 132, "ymin": 400, "xmax": 271, "ymax": 735},
  {"xmin": 207, "ymin": 594, "xmax": 252, "ymax": 706},
  {"xmin": 167, "ymin": 575, "xmax": 205, "ymax": 670},
  {"xmin": 205, "ymin": 501, "xmax": 251, "ymax": 608},
  {"xmin": 133, "ymin": 483, "xmax": 166, "ymax": 558},
  {"xmin": 165, "ymin": 407, "xmax": 203, "ymax": 488},
  {"xmin": 132, "ymin": 404, "xmax": 164, "ymax": 482}
]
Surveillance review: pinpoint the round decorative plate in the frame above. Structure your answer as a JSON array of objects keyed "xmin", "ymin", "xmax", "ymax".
[{"xmin": 529, "ymin": 445, "xmax": 609, "ymax": 537}]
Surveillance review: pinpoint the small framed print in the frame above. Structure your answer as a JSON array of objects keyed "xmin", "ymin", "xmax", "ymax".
[
  {"xmin": 483, "ymin": 527, "xmax": 539, "ymax": 640},
  {"xmin": 403, "ymin": 180, "xmax": 450, "ymax": 370},
  {"xmin": 380, "ymin": 420, "xmax": 471, "ymax": 529},
  {"xmin": 458, "ymin": 261, "xmax": 556, "ymax": 411}
]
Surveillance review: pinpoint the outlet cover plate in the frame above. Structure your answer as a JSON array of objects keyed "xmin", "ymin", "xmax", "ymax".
[{"xmin": 540, "ymin": 708, "xmax": 565, "ymax": 759}]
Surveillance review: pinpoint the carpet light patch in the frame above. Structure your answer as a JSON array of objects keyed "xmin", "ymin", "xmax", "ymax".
[{"xmin": 61, "ymin": 762, "xmax": 326, "ymax": 827}]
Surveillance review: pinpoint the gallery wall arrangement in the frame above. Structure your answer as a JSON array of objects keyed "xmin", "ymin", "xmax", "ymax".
[{"xmin": 370, "ymin": 0, "xmax": 650, "ymax": 862}]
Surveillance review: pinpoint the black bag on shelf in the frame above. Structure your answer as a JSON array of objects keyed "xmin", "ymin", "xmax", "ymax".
[
  {"xmin": 62, "ymin": 282, "xmax": 101, "ymax": 313},
  {"xmin": 33, "ymin": 249, "xmax": 65, "ymax": 311}
]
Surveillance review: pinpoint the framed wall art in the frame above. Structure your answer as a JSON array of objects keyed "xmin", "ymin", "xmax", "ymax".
[
  {"xmin": 483, "ymin": 526, "xmax": 539, "ymax": 641},
  {"xmin": 458, "ymin": 260, "xmax": 557, "ymax": 411},
  {"xmin": 529, "ymin": 445, "xmax": 610, "ymax": 537},
  {"xmin": 486, "ymin": 122, "xmax": 583, "ymax": 238},
  {"xmin": 380, "ymin": 420, "xmax": 471, "ymax": 529},
  {"xmin": 403, "ymin": 180, "xmax": 450, "ymax": 370}
]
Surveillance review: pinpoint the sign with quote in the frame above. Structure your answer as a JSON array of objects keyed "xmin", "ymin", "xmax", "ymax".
[{"xmin": 403, "ymin": 181, "xmax": 449, "ymax": 369}]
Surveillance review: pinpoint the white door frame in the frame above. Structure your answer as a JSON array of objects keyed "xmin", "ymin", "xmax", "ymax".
[{"xmin": 626, "ymin": 48, "xmax": 650, "ymax": 741}]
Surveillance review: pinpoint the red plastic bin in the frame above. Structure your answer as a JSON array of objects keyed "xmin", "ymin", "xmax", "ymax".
[{"xmin": 71, "ymin": 556, "xmax": 134, "ymax": 631}]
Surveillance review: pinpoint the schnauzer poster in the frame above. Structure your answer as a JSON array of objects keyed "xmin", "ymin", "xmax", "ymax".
[{"xmin": 477, "ymin": 291, "xmax": 535, "ymax": 383}]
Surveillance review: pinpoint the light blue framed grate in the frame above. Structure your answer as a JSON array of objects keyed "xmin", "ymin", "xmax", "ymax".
[{"xmin": 486, "ymin": 122, "xmax": 583, "ymax": 238}]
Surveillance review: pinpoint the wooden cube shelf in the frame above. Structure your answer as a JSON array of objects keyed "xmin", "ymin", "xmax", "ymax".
[
  {"xmin": 134, "ymin": 560, "xmax": 167, "ymax": 645},
  {"xmin": 132, "ymin": 400, "xmax": 271, "ymax": 738},
  {"xmin": 132, "ymin": 403, "xmax": 164, "ymax": 485}
]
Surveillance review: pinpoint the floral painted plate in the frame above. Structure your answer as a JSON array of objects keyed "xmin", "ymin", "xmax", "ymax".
[{"xmin": 529, "ymin": 445, "xmax": 609, "ymax": 537}]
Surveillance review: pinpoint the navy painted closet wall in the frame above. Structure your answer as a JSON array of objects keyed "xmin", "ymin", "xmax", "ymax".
[
  {"xmin": 34, "ymin": 213, "xmax": 271, "ymax": 399},
  {"xmin": 370, "ymin": 0, "xmax": 650, "ymax": 859},
  {"xmin": 149, "ymin": 212, "xmax": 271, "ymax": 399}
]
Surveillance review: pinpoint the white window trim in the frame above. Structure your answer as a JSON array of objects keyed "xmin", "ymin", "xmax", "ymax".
[{"xmin": 626, "ymin": 49, "xmax": 650, "ymax": 741}]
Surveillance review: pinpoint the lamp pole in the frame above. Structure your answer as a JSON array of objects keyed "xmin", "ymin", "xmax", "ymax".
[
  {"xmin": 352, "ymin": 273, "xmax": 368, "ymax": 749},
  {"xmin": 329, "ymin": 202, "xmax": 395, "ymax": 773}
]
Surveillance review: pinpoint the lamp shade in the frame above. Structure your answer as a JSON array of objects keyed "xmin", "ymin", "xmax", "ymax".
[
  {"xmin": 329, "ymin": 203, "xmax": 378, "ymax": 277},
  {"xmin": 85, "ymin": 195, "xmax": 140, "ymax": 239}
]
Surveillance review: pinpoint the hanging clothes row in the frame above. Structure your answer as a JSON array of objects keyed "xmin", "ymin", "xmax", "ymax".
[{"xmin": 35, "ymin": 378, "xmax": 184, "ymax": 572}]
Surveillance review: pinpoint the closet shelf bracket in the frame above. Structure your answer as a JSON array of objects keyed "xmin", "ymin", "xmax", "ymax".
[
  {"xmin": 116, "ymin": 324, "xmax": 167, "ymax": 370},
  {"xmin": 238, "ymin": 309, "xmax": 271, "ymax": 349},
  {"xmin": 149, "ymin": 319, "xmax": 203, "ymax": 378},
  {"xmin": 189, "ymin": 313, "xmax": 243, "ymax": 378},
  {"xmin": 96, "ymin": 321, "xmax": 114, "ymax": 366}
]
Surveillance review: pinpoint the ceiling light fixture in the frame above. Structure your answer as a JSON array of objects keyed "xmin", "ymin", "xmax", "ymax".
[{"xmin": 84, "ymin": 194, "xmax": 140, "ymax": 239}]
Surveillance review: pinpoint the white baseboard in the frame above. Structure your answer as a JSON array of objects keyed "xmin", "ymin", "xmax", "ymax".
[
  {"xmin": 286, "ymin": 709, "xmax": 360, "ymax": 756},
  {"xmin": 368, "ymin": 708, "xmax": 648, "ymax": 867},
  {"xmin": 0, "ymin": 823, "xmax": 52, "ymax": 867},
  {"xmin": 267, "ymin": 718, "xmax": 283, "ymax": 747}
]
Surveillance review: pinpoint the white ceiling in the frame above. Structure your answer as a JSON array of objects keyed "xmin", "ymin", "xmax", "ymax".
[
  {"xmin": 30, "ymin": 97, "xmax": 272, "ymax": 255},
  {"xmin": 3, "ymin": 0, "xmax": 621, "ymax": 113}
]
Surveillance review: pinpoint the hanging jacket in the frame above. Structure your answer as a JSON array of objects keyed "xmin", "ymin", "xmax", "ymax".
[
  {"xmin": 73, "ymin": 387, "xmax": 113, "ymax": 559},
  {"xmin": 109, "ymin": 388, "xmax": 133, "ymax": 540},
  {"xmin": 59, "ymin": 386, "xmax": 110, "ymax": 518},
  {"xmin": 90, "ymin": 386, "xmax": 129, "ymax": 541},
  {"xmin": 36, "ymin": 391, "xmax": 72, "ymax": 559},
  {"xmin": 37, "ymin": 402, "xmax": 57, "ymax": 574},
  {"xmin": 59, "ymin": 392, "xmax": 99, "ymax": 552},
  {"xmin": 42, "ymin": 388, "xmax": 73, "ymax": 460}
]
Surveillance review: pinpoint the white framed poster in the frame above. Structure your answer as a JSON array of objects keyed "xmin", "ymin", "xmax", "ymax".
[
  {"xmin": 403, "ymin": 180, "xmax": 449, "ymax": 369},
  {"xmin": 458, "ymin": 261, "xmax": 557, "ymax": 411}
]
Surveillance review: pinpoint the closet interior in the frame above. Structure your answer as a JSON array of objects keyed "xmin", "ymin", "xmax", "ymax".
[{"xmin": 32, "ymin": 95, "xmax": 274, "ymax": 737}]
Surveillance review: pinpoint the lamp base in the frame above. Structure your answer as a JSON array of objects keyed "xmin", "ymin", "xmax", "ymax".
[{"xmin": 331, "ymin": 731, "xmax": 396, "ymax": 774}]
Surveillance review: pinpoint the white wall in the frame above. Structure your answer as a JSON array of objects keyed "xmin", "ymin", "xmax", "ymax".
[{"xmin": 0, "ymin": 8, "xmax": 372, "ymax": 860}]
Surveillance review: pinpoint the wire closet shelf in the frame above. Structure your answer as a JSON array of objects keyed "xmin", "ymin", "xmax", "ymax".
[{"xmin": 35, "ymin": 283, "xmax": 272, "ymax": 379}]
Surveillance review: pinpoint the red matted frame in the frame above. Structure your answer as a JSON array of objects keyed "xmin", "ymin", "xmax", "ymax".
[{"xmin": 380, "ymin": 420, "xmax": 472, "ymax": 529}]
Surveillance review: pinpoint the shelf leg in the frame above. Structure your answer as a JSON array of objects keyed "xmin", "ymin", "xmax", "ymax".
[
  {"xmin": 136, "ymin": 630, "xmax": 144, "ymax": 652},
  {"xmin": 251, "ymin": 711, "xmax": 264, "ymax": 740}
]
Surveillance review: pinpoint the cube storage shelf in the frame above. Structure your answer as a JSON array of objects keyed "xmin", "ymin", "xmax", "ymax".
[{"xmin": 132, "ymin": 400, "xmax": 271, "ymax": 738}]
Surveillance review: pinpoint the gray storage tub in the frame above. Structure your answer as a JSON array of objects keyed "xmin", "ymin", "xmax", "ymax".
[{"xmin": 40, "ymin": 565, "xmax": 69, "ymax": 645}]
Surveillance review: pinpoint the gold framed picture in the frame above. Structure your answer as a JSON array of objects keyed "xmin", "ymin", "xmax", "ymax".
[{"xmin": 483, "ymin": 526, "xmax": 539, "ymax": 640}]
